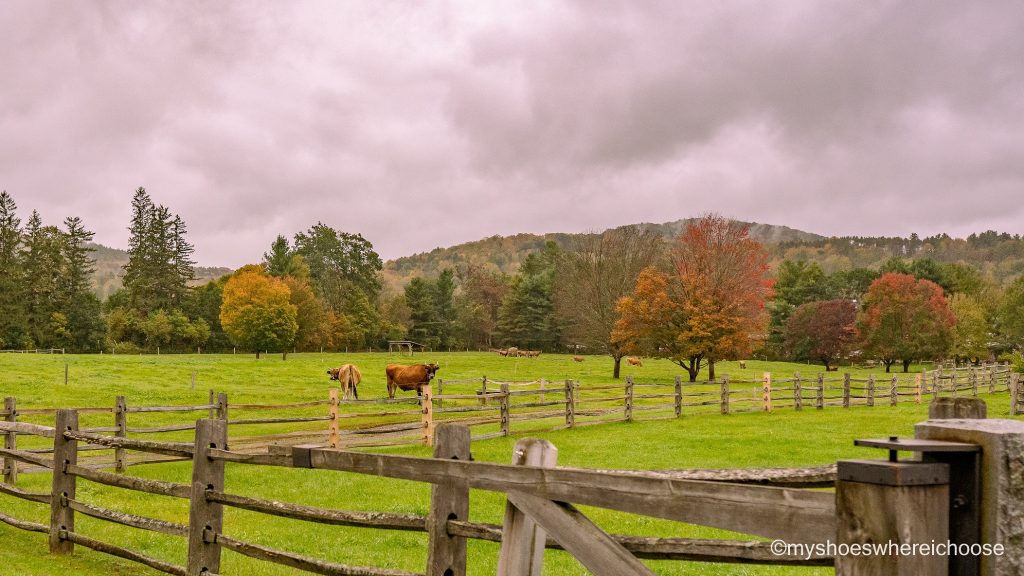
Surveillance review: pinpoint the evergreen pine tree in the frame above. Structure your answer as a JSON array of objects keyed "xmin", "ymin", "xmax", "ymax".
[{"xmin": 0, "ymin": 191, "xmax": 27, "ymax": 348}]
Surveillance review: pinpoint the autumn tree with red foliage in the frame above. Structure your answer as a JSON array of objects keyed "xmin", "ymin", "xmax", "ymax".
[
  {"xmin": 613, "ymin": 215, "xmax": 773, "ymax": 381},
  {"xmin": 784, "ymin": 299, "xmax": 858, "ymax": 371},
  {"xmin": 857, "ymin": 273, "xmax": 955, "ymax": 372}
]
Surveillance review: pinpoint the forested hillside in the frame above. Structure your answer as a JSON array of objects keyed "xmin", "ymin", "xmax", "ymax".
[
  {"xmin": 90, "ymin": 242, "xmax": 232, "ymax": 300},
  {"xmin": 382, "ymin": 219, "xmax": 823, "ymax": 291}
]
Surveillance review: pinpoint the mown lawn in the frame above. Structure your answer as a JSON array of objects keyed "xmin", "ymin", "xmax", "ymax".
[{"xmin": 0, "ymin": 353, "xmax": 1019, "ymax": 575}]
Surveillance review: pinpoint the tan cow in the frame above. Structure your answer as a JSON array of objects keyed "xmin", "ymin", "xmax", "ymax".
[
  {"xmin": 385, "ymin": 363, "xmax": 440, "ymax": 399},
  {"xmin": 327, "ymin": 364, "xmax": 361, "ymax": 400},
  {"xmin": 627, "ymin": 357, "xmax": 642, "ymax": 367},
  {"xmin": 573, "ymin": 355, "xmax": 584, "ymax": 363}
]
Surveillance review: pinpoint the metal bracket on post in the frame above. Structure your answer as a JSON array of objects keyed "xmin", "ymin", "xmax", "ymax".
[{"xmin": 852, "ymin": 437, "xmax": 981, "ymax": 576}]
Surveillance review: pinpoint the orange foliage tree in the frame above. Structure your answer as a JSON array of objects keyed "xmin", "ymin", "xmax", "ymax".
[
  {"xmin": 220, "ymin": 266, "xmax": 298, "ymax": 359},
  {"xmin": 613, "ymin": 215, "xmax": 773, "ymax": 381}
]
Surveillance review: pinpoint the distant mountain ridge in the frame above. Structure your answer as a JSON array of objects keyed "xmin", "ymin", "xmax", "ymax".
[{"xmin": 381, "ymin": 219, "xmax": 824, "ymax": 291}]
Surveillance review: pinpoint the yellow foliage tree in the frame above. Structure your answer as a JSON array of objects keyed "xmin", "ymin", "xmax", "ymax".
[{"xmin": 220, "ymin": 267, "xmax": 298, "ymax": 359}]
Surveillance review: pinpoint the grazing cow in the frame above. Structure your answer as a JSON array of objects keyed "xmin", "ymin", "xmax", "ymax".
[
  {"xmin": 627, "ymin": 357, "xmax": 642, "ymax": 367},
  {"xmin": 739, "ymin": 360, "xmax": 747, "ymax": 369},
  {"xmin": 327, "ymin": 364, "xmax": 361, "ymax": 400},
  {"xmin": 505, "ymin": 347, "xmax": 519, "ymax": 358},
  {"xmin": 385, "ymin": 363, "xmax": 440, "ymax": 399},
  {"xmin": 573, "ymin": 355, "xmax": 584, "ymax": 363}
]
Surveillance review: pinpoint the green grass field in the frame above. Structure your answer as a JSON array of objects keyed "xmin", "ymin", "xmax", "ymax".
[{"xmin": 0, "ymin": 352, "xmax": 1019, "ymax": 575}]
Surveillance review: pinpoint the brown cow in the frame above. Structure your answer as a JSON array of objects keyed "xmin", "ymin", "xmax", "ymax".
[
  {"xmin": 739, "ymin": 360, "xmax": 747, "ymax": 369},
  {"xmin": 385, "ymin": 363, "xmax": 440, "ymax": 399},
  {"xmin": 327, "ymin": 364, "xmax": 361, "ymax": 400},
  {"xmin": 627, "ymin": 357, "xmax": 642, "ymax": 367},
  {"xmin": 573, "ymin": 355, "xmax": 584, "ymax": 362}
]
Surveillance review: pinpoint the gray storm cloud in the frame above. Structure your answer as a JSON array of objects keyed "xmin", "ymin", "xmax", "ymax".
[{"xmin": 2, "ymin": 0, "xmax": 1022, "ymax": 267}]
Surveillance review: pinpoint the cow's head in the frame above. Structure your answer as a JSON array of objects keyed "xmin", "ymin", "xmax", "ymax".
[
  {"xmin": 327, "ymin": 368, "xmax": 340, "ymax": 381},
  {"xmin": 425, "ymin": 363, "xmax": 440, "ymax": 379}
]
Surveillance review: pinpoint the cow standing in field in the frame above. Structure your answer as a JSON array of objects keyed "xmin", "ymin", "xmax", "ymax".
[
  {"xmin": 573, "ymin": 355, "xmax": 584, "ymax": 363},
  {"xmin": 327, "ymin": 364, "xmax": 361, "ymax": 399},
  {"xmin": 385, "ymin": 363, "xmax": 440, "ymax": 399},
  {"xmin": 627, "ymin": 357, "xmax": 642, "ymax": 367}
]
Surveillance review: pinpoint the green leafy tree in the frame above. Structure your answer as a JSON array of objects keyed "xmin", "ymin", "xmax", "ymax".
[
  {"xmin": 997, "ymin": 276, "xmax": 1024, "ymax": 349},
  {"xmin": 783, "ymin": 299, "xmax": 858, "ymax": 370},
  {"xmin": 293, "ymin": 223, "xmax": 383, "ymax": 307},
  {"xmin": 433, "ymin": 269, "xmax": 456, "ymax": 348},
  {"xmin": 948, "ymin": 293, "xmax": 989, "ymax": 364},
  {"xmin": 405, "ymin": 277, "xmax": 437, "ymax": 346},
  {"xmin": 220, "ymin": 267, "xmax": 298, "ymax": 358},
  {"xmin": 768, "ymin": 260, "xmax": 831, "ymax": 356}
]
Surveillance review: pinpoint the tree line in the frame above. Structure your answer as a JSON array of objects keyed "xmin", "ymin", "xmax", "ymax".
[{"xmin": 3, "ymin": 189, "xmax": 1024, "ymax": 378}]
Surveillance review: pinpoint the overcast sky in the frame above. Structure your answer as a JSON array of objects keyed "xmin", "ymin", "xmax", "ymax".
[{"xmin": 3, "ymin": 1, "xmax": 1022, "ymax": 267}]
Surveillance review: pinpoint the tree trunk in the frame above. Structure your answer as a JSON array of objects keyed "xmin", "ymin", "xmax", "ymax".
[
  {"xmin": 822, "ymin": 358, "xmax": 832, "ymax": 371},
  {"xmin": 612, "ymin": 355, "xmax": 622, "ymax": 379},
  {"xmin": 883, "ymin": 359, "xmax": 893, "ymax": 372},
  {"xmin": 684, "ymin": 358, "xmax": 701, "ymax": 382},
  {"xmin": 902, "ymin": 359, "xmax": 911, "ymax": 372},
  {"xmin": 707, "ymin": 359, "xmax": 715, "ymax": 381},
  {"xmin": 255, "ymin": 350, "xmax": 261, "ymax": 359},
  {"xmin": 282, "ymin": 351, "xmax": 288, "ymax": 361}
]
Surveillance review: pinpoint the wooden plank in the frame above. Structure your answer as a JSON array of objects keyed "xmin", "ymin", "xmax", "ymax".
[
  {"xmin": 63, "ymin": 430, "xmax": 194, "ymax": 458},
  {"xmin": 66, "ymin": 464, "xmax": 191, "ymax": 498},
  {"xmin": 0, "ymin": 421, "xmax": 56, "ymax": 438},
  {"xmin": 0, "ymin": 447, "xmax": 55, "ymax": 469},
  {"xmin": 497, "ymin": 438, "xmax": 557, "ymax": 576},
  {"xmin": 0, "ymin": 510, "xmax": 49, "ymax": 534},
  {"xmin": 66, "ymin": 497, "xmax": 188, "ymax": 537},
  {"xmin": 50, "ymin": 409, "xmax": 78, "ymax": 554},
  {"xmin": 207, "ymin": 489, "xmax": 425, "ymax": 531},
  {"xmin": 213, "ymin": 532, "xmax": 422, "ymax": 576},
  {"xmin": 426, "ymin": 424, "xmax": 471, "ymax": 576},
  {"xmin": 0, "ymin": 481, "xmax": 49, "ymax": 503},
  {"xmin": 505, "ymin": 491, "xmax": 654, "ymax": 576},
  {"xmin": 301, "ymin": 448, "xmax": 837, "ymax": 543},
  {"xmin": 61, "ymin": 529, "xmax": 186, "ymax": 575},
  {"xmin": 4, "ymin": 397, "xmax": 16, "ymax": 484},
  {"xmin": 187, "ymin": 419, "xmax": 227, "ymax": 575}
]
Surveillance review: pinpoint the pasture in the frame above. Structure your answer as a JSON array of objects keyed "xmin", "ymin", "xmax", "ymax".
[{"xmin": 0, "ymin": 352, "xmax": 1020, "ymax": 575}]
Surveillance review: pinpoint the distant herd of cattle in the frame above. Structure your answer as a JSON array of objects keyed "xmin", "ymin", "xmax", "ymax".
[{"xmin": 326, "ymin": 354, "xmax": 655, "ymax": 400}]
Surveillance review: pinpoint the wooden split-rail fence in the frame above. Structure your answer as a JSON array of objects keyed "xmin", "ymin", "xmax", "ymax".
[{"xmin": 2, "ymin": 406, "xmax": 1023, "ymax": 575}]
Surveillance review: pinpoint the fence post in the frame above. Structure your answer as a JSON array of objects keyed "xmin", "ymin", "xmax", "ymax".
[
  {"xmin": 843, "ymin": 373, "xmax": 851, "ymax": 408},
  {"xmin": 480, "ymin": 376, "xmax": 489, "ymax": 406},
  {"xmin": 426, "ymin": 424, "xmax": 471, "ymax": 576},
  {"xmin": 988, "ymin": 367, "xmax": 996, "ymax": 394},
  {"xmin": 816, "ymin": 374, "xmax": 824, "ymax": 410},
  {"xmin": 674, "ymin": 375, "xmax": 682, "ymax": 418},
  {"xmin": 216, "ymin": 393, "xmax": 228, "ymax": 421},
  {"xmin": 329, "ymin": 388, "xmax": 340, "ymax": 449},
  {"xmin": 951, "ymin": 371, "xmax": 958, "ymax": 397},
  {"xmin": 500, "ymin": 383, "xmax": 510, "ymax": 437},
  {"xmin": 866, "ymin": 375, "xmax": 875, "ymax": 407},
  {"xmin": 186, "ymin": 419, "xmax": 227, "ymax": 576},
  {"xmin": 762, "ymin": 372, "xmax": 772, "ymax": 412},
  {"xmin": 49, "ymin": 409, "xmax": 78, "ymax": 555},
  {"xmin": 971, "ymin": 367, "xmax": 978, "ymax": 396},
  {"xmin": 497, "ymin": 438, "xmax": 558, "ymax": 576},
  {"xmin": 890, "ymin": 375, "xmax": 898, "ymax": 406},
  {"xmin": 793, "ymin": 372, "xmax": 802, "ymax": 411},
  {"xmin": 720, "ymin": 376, "xmax": 729, "ymax": 414},
  {"xmin": 3, "ymin": 397, "xmax": 16, "ymax": 485},
  {"xmin": 115, "ymin": 396, "xmax": 127, "ymax": 473},
  {"xmin": 421, "ymin": 383, "xmax": 434, "ymax": 447},
  {"xmin": 624, "ymin": 376, "xmax": 634, "ymax": 422},
  {"xmin": 564, "ymin": 380, "xmax": 575, "ymax": 428},
  {"xmin": 435, "ymin": 378, "xmax": 443, "ymax": 409},
  {"xmin": 1011, "ymin": 374, "xmax": 1021, "ymax": 416},
  {"xmin": 208, "ymin": 390, "xmax": 215, "ymax": 420},
  {"xmin": 915, "ymin": 374, "xmax": 922, "ymax": 404},
  {"xmin": 835, "ymin": 457, "xmax": 950, "ymax": 576}
]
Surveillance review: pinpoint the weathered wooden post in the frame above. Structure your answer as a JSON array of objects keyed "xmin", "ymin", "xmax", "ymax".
[
  {"xmin": 624, "ymin": 376, "xmax": 634, "ymax": 422},
  {"xmin": 867, "ymin": 375, "xmax": 875, "ymax": 407},
  {"xmin": 843, "ymin": 373, "xmax": 851, "ymax": 408},
  {"xmin": 50, "ymin": 409, "xmax": 79, "ymax": 555},
  {"xmin": 216, "ymin": 392, "xmax": 228, "ymax": 421},
  {"xmin": 497, "ymin": 438, "xmax": 558, "ymax": 576},
  {"xmin": 951, "ymin": 370, "xmax": 958, "ymax": 397},
  {"xmin": 816, "ymin": 374, "xmax": 824, "ymax": 410},
  {"xmin": 426, "ymin": 424, "xmax": 471, "ymax": 576},
  {"xmin": 674, "ymin": 375, "xmax": 683, "ymax": 418},
  {"xmin": 186, "ymin": 419, "xmax": 227, "ymax": 576},
  {"xmin": 480, "ymin": 376, "xmax": 489, "ymax": 406},
  {"xmin": 436, "ymin": 378, "xmax": 444, "ymax": 409},
  {"xmin": 328, "ymin": 388, "xmax": 340, "ymax": 449},
  {"xmin": 564, "ymin": 380, "xmax": 575, "ymax": 428},
  {"xmin": 500, "ymin": 383, "xmax": 510, "ymax": 437},
  {"xmin": 793, "ymin": 372, "xmax": 802, "ymax": 411},
  {"xmin": 3, "ymin": 397, "xmax": 16, "ymax": 485},
  {"xmin": 988, "ymin": 367, "xmax": 996, "ymax": 394},
  {"xmin": 114, "ymin": 396, "xmax": 127, "ymax": 473},
  {"xmin": 915, "ymin": 418, "xmax": 1024, "ymax": 576},
  {"xmin": 762, "ymin": 372, "xmax": 772, "ymax": 412},
  {"xmin": 890, "ymin": 375, "xmax": 898, "ymax": 407},
  {"xmin": 836, "ymin": 439, "xmax": 951, "ymax": 576},
  {"xmin": 971, "ymin": 368, "xmax": 978, "ymax": 397},
  {"xmin": 64, "ymin": 362, "xmax": 68, "ymax": 386},
  {"xmin": 1012, "ymin": 374, "xmax": 1021, "ymax": 416},
  {"xmin": 915, "ymin": 374, "xmax": 923, "ymax": 404},
  {"xmin": 421, "ymin": 383, "xmax": 434, "ymax": 447},
  {"xmin": 208, "ymin": 390, "xmax": 215, "ymax": 420}
]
